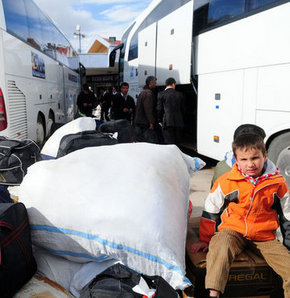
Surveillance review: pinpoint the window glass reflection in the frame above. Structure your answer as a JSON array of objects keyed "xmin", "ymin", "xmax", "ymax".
[
  {"xmin": 25, "ymin": 0, "xmax": 43, "ymax": 50},
  {"xmin": 2, "ymin": 0, "xmax": 29, "ymax": 42},
  {"xmin": 208, "ymin": 0, "xmax": 246, "ymax": 25}
]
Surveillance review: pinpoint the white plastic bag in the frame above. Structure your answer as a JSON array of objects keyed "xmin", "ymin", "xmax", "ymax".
[
  {"xmin": 41, "ymin": 117, "xmax": 97, "ymax": 158},
  {"xmin": 20, "ymin": 143, "xmax": 205, "ymax": 289}
]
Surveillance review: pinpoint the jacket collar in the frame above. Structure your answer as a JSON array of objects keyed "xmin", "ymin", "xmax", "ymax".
[{"xmin": 228, "ymin": 160, "xmax": 280, "ymax": 185}]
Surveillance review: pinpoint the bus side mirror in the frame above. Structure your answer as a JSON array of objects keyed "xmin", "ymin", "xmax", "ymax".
[
  {"xmin": 109, "ymin": 43, "xmax": 124, "ymax": 68},
  {"xmin": 109, "ymin": 51, "xmax": 116, "ymax": 67},
  {"xmin": 79, "ymin": 63, "xmax": 86, "ymax": 77},
  {"xmin": 81, "ymin": 67, "xmax": 86, "ymax": 77}
]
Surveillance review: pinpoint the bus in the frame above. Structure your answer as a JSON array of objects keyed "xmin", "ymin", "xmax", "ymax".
[
  {"xmin": 0, "ymin": 0, "xmax": 82, "ymax": 146},
  {"xmin": 116, "ymin": 0, "xmax": 290, "ymax": 184}
]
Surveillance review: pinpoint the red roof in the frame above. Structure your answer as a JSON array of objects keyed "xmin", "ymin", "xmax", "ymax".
[{"xmin": 104, "ymin": 38, "xmax": 121, "ymax": 45}]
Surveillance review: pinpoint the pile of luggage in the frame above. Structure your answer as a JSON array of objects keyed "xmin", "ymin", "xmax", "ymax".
[{"xmin": 0, "ymin": 117, "xmax": 205, "ymax": 297}]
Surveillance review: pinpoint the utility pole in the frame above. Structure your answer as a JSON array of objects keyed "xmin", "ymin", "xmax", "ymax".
[{"xmin": 74, "ymin": 25, "xmax": 85, "ymax": 54}]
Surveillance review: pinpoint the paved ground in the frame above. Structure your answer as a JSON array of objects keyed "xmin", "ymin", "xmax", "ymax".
[{"xmin": 189, "ymin": 167, "xmax": 214, "ymax": 217}]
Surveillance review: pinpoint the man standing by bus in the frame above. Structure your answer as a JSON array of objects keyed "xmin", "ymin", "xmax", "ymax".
[
  {"xmin": 76, "ymin": 83, "xmax": 97, "ymax": 117},
  {"xmin": 111, "ymin": 82, "xmax": 135, "ymax": 123},
  {"xmin": 134, "ymin": 76, "xmax": 159, "ymax": 143},
  {"xmin": 157, "ymin": 77, "xmax": 184, "ymax": 145}
]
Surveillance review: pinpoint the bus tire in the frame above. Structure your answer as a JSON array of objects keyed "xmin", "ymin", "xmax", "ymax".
[
  {"xmin": 277, "ymin": 146, "xmax": 290, "ymax": 187},
  {"xmin": 36, "ymin": 115, "xmax": 45, "ymax": 147},
  {"xmin": 267, "ymin": 132, "xmax": 290, "ymax": 164},
  {"xmin": 46, "ymin": 117, "xmax": 54, "ymax": 138}
]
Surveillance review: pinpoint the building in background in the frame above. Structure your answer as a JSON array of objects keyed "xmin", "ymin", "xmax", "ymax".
[{"xmin": 79, "ymin": 35, "xmax": 121, "ymax": 95}]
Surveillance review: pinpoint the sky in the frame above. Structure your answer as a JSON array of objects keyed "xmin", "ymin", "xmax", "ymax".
[{"xmin": 34, "ymin": 0, "xmax": 152, "ymax": 53}]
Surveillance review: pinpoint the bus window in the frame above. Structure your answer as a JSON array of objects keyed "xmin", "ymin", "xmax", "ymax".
[
  {"xmin": 208, "ymin": 0, "xmax": 246, "ymax": 25},
  {"xmin": 249, "ymin": 0, "xmax": 279, "ymax": 10},
  {"xmin": 128, "ymin": 39, "xmax": 138, "ymax": 61},
  {"xmin": 2, "ymin": 0, "xmax": 29, "ymax": 42},
  {"xmin": 39, "ymin": 10, "xmax": 56, "ymax": 59},
  {"xmin": 25, "ymin": 0, "xmax": 43, "ymax": 51}
]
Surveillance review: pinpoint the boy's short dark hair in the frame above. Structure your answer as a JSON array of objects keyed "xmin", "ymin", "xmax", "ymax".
[
  {"xmin": 234, "ymin": 124, "xmax": 266, "ymax": 140},
  {"xmin": 232, "ymin": 134, "xmax": 266, "ymax": 157},
  {"xmin": 120, "ymin": 82, "xmax": 129, "ymax": 88},
  {"xmin": 165, "ymin": 77, "xmax": 176, "ymax": 86}
]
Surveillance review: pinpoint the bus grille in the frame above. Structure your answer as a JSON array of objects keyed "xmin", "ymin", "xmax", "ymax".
[{"xmin": 7, "ymin": 80, "xmax": 28, "ymax": 139}]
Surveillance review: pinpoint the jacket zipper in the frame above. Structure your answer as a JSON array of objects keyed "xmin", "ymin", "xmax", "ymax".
[{"xmin": 243, "ymin": 180, "xmax": 280, "ymax": 237}]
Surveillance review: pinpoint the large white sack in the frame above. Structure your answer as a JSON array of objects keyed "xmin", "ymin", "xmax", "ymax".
[
  {"xmin": 41, "ymin": 117, "xmax": 97, "ymax": 158},
  {"xmin": 19, "ymin": 143, "xmax": 205, "ymax": 290}
]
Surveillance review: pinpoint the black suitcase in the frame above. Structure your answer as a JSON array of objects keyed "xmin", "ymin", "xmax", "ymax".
[
  {"xmin": 56, "ymin": 130, "xmax": 118, "ymax": 158},
  {"xmin": 0, "ymin": 203, "xmax": 37, "ymax": 297},
  {"xmin": 98, "ymin": 119, "xmax": 134, "ymax": 143},
  {"xmin": 0, "ymin": 137, "xmax": 41, "ymax": 185}
]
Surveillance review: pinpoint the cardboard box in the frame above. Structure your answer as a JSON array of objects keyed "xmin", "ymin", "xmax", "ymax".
[{"xmin": 186, "ymin": 217, "xmax": 283, "ymax": 298}]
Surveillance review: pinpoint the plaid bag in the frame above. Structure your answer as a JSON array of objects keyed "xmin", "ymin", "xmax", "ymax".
[{"xmin": 0, "ymin": 137, "xmax": 41, "ymax": 185}]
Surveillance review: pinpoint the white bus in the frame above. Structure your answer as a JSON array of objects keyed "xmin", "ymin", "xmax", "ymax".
[
  {"xmin": 117, "ymin": 0, "xmax": 290, "ymax": 183},
  {"xmin": 0, "ymin": 0, "xmax": 82, "ymax": 146}
]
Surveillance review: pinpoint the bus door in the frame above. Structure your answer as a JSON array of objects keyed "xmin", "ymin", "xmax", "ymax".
[
  {"xmin": 155, "ymin": 0, "xmax": 193, "ymax": 85},
  {"xmin": 63, "ymin": 67, "xmax": 80, "ymax": 122},
  {"xmin": 55, "ymin": 63, "xmax": 65, "ymax": 123},
  {"xmin": 138, "ymin": 22, "xmax": 157, "ymax": 88}
]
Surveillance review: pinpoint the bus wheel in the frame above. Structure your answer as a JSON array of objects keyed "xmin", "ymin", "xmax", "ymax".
[
  {"xmin": 36, "ymin": 115, "xmax": 45, "ymax": 147},
  {"xmin": 277, "ymin": 146, "xmax": 290, "ymax": 187},
  {"xmin": 267, "ymin": 132, "xmax": 290, "ymax": 164},
  {"xmin": 47, "ymin": 117, "xmax": 54, "ymax": 138}
]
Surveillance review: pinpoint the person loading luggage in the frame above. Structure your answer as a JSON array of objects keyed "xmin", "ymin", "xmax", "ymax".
[
  {"xmin": 76, "ymin": 83, "xmax": 97, "ymax": 118},
  {"xmin": 192, "ymin": 133, "xmax": 290, "ymax": 298}
]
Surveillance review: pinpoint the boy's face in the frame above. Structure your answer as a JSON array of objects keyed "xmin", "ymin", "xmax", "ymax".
[{"xmin": 235, "ymin": 147, "xmax": 267, "ymax": 178}]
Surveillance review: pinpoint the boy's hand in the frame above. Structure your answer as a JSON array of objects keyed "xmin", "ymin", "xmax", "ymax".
[{"xmin": 191, "ymin": 241, "xmax": 209, "ymax": 253}]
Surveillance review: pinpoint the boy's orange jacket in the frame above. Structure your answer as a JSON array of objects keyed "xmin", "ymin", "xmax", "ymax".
[{"xmin": 199, "ymin": 160, "xmax": 290, "ymax": 248}]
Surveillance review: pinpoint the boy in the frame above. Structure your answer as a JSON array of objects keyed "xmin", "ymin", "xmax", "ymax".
[
  {"xmin": 211, "ymin": 124, "xmax": 266, "ymax": 187},
  {"xmin": 192, "ymin": 133, "xmax": 290, "ymax": 298}
]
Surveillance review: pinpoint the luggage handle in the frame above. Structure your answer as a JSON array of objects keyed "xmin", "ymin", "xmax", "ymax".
[
  {"xmin": 0, "ymin": 140, "xmax": 26, "ymax": 156},
  {"xmin": 78, "ymin": 130, "xmax": 114, "ymax": 139},
  {"xmin": 79, "ymin": 130, "xmax": 99, "ymax": 136}
]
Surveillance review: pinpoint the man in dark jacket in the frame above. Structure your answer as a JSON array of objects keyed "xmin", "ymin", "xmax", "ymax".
[
  {"xmin": 157, "ymin": 77, "xmax": 184, "ymax": 145},
  {"xmin": 76, "ymin": 83, "xmax": 97, "ymax": 117},
  {"xmin": 99, "ymin": 88, "xmax": 112, "ymax": 121},
  {"xmin": 111, "ymin": 82, "xmax": 135, "ymax": 123},
  {"xmin": 134, "ymin": 76, "xmax": 158, "ymax": 143}
]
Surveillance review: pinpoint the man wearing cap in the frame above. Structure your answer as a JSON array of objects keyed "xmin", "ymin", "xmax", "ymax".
[{"xmin": 134, "ymin": 76, "xmax": 159, "ymax": 143}]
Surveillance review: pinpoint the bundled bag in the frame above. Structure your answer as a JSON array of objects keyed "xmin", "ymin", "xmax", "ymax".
[
  {"xmin": 0, "ymin": 203, "xmax": 37, "ymax": 297},
  {"xmin": 19, "ymin": 143, "xmax": 205, "ymax": 289},
  {"xmin": 41, "ymin": 117, "xmax": 98, "ymax": 159},
  {"xmin": 99, "ymin": 119, "xmax": 134, "ymax": 143},
  {"xmin": 57, "ymin": 130, "xmax": 118, "ymax": 158},
  {"xmin": 0, "ymin": 137, "xmax": 41, "ymax": 185},
  {"xmin": 80, "ymin": 263, "xmax": 178, "ymax": 298}
]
